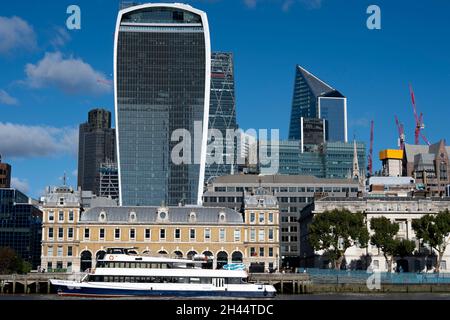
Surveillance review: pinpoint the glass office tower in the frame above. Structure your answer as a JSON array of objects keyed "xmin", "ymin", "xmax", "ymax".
[
  {"xmin": 205, "ymin": 52, "xmax": 237, "ymax": 184},
  {"xmin": 114, "ymin": 4, "xmax": 211, "ymax": 206},
  {"xmin": 288, "ymin": 65, "xmax": 347, "ymax": 143}
]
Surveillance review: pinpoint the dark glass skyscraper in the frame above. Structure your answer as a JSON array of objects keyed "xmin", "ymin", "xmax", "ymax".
[
  {"xmin": 205, "ymin": 52, "xmax": 237, "ymax": 184},
  {"xmin": 77, "ymin": 109, "xmax": 116, "ymax": 196},
  {"xmin": 114, "ymin": 4, "xmax": 211, "ymax": 206},
  {"xmin": 289, "ymin": 65, "xmax": 347, "ymax": 143},
  {"xmin": 0, "ymin": 188, "xmax": 42, "ymax": 269}
]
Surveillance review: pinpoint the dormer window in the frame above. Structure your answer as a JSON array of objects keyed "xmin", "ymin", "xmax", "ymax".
[
  {"xmin": 59, "ymin": 197, "xmax": 64, "ymax": 205},
  {"xmin": 99, "ymin": 211, "xmax": 107, "ymax": 222},
  {"xmin": 157, "ymin": 209, "xmax": 168, "ymax": 221},
  {"xmin": 189, "ymin": 212, "xmax": 197, "ymax": 223},
  {"xmin": 219, "ymin": 212, "xmax": 226, "ymax": 223},
  {"xmin": 129, "ymin": 211, "xmax": 137, "ymax": 222}
]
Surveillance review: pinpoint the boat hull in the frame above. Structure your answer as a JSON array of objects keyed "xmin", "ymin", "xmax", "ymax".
[{"xmin": 51, "ymin": 281, "xmax": 276, "ymax": 298}]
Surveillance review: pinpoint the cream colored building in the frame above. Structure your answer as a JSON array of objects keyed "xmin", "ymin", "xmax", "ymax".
[{"xmin": 41, "ymin": 186, "xmax": 280, "ymax": 273}]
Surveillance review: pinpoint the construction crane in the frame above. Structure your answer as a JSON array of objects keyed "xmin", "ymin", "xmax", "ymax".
[
  {"xmin": 409, "ymin": 84, "xmax": 431, "ymax": 146},
  {"xmin": 367, "ymin": 120, "xmax": 374, "ymax": 177},
  {"xmin": 395, "ymin": 115, "xmax": 405, "ymax": 150}
]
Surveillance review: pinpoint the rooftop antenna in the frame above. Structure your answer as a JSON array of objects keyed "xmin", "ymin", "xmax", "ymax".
[{"xmin": 63, "ymin": 172, "xmax": 67, "ymax": 186}]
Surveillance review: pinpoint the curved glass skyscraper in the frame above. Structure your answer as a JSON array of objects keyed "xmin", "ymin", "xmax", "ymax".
[{"xmin": 114, "ymin": 4, "xmax": 211, "ymax": 206}]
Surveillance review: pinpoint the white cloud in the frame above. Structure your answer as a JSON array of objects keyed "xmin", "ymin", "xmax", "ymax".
[
  {"xmin": 25, "ymin": 51, "xmax": 111, "ymax": 95},
  {"xmin": 282, "ymin": 0, "xmax": 294, "ymax": 12},
  {"xmin": 51, "ymin": 27, "xmax": 71, "ymax": 48},
  {"xmin": 0, "ymin": 16, "xmax": 37, "ymax": 54},
  {"xmin": 11, "ymin": 177, "xmax": 30, "ymax": 194},
  {"xmin": 243, "ymin": 0, "xmax": 323, "ymax": 10},
  {"xmin": 0, "ymin": 89, "xmax": 18, "ymax": 106},
  {"xmin": 72, "ymin": 169, "xmax": 78, "ymax": 177},
  {"xmin": 0, "ymin": 122, "xmax": 78, "ymax": 158},
  {"xmin": 301, "ymin": 0, "xmax": 322, "ymax": 9}
]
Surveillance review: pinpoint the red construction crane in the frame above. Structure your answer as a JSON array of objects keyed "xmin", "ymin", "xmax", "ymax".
[
  {"xmin": 409, "ymin": 84, "xmax": 431, "ymax": 145},
  {"xmin": 395, "ymin": 115, "xmax": 405, "ymax": 150},
  {"xmin": 367, "ymin": 120, "xmax": 374, "ymax": 176}
]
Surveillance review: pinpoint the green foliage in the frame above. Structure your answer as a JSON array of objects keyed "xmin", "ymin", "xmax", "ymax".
[
  {"xmin": 395, "ymin": 239, "xmax": 416, "ymax": 258},
  {"xmin": 370, "ymin": 217, "xmax": 400, "ymax": 258},
  {"xmin": 0, "ymin": 247, "xmax": 23, "ymax": 274},
  {"xmin": 370, "ymin": 217, "xmax": 417, "ymax": 271},
  {"xmin": 308, "ymin": 209, "xmax": 369, "ymax": 269},
  {"xmin": 412, "ymin": 210, "xmax": 450, "ymax": 272}
]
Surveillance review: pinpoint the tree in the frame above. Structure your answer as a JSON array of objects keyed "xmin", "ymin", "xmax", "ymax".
[
  {"xmin": 395, "ymin": 239, "xmax": 416, "ymax": 259},
  {"xmin": 370, "ymin": 218, "xmax": 417, "ymax": 272},
  {"xmin": 308, "ymin": 209, "xmax": 369, "ymax": 270},
  {"xmin": 370, "ymin": 217, "xmax": 400, "ymax": 272},
  {"xmin": 412, "ymin": 210, "xmax": 450, "ymax": 273},
  {"xmin": 0, "ymin": 247, "xmax": 22, "ymax": 274}
]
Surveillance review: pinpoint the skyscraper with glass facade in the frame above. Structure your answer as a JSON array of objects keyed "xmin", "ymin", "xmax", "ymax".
[
  {"xmin": 289, "ymin": 65, "xmax": 347, "ymax": 143},
  {"xmin": 77, "ymin": 109, "xmax": 116, "ymax": 196},
  {"xmin": 205, "ymin": 52, "xmax": 237, "ymax": 184},
  {"xmin": 114, "ymin": 4, "xmax": 211, "ymax": 206}
]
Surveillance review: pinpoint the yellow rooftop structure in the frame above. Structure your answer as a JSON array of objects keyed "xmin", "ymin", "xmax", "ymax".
[{"xmin": 379, "ymin": 149, "xmax": 404, "ymax": 160}]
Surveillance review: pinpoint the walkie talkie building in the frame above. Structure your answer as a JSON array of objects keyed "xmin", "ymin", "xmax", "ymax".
[{"xmin": 114, "ymin": 3, "xmax": 211, "ymax": 206}]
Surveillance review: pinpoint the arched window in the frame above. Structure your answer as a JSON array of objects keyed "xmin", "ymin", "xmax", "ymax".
[
  {"xmin": 216, "ymin": 251, "xmax": 228, "ymax": 269},
  {"xmin": 80, "ymin": 251, "xmax": 92, "ymax": 272},
  {"xmin": 232, "ymin": 251, "xmax": 243, "ymax": 263}
]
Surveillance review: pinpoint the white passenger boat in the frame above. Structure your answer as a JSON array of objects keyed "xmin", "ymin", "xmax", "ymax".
[{"xmin": 50, "ymin": 248, "xmax": 276, "ymax": 298}]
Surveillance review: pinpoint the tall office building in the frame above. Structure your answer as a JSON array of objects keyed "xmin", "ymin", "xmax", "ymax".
[
  {"xmin": 0, "ymin": 188, "xmax": 42, "ymax": 269},
  {"xmin": 115, "ymin": 4, "xmax": 211, "ymax": 206},
  {"xmin": 288, "ymin": 65, "xmax": 347, "ymax": 143},
  {"xmin": 77, "ymin": 109, "xmax": 116, "ymax": 196},
  {"xmin": 205, "ymin": 52, "xmax": 237, "ymax": 184},
  {"xmin": 0, "ymin": 155, "xmax": 11, "ymax": 188}
]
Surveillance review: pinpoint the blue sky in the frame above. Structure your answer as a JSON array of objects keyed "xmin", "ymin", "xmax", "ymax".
[{"xmin": 1, "ymin": 0, "xmax": 450, "ymax": 198}]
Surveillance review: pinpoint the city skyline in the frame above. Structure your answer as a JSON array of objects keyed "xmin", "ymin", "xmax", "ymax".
[{"xmin": 1, "ymin": 1, "xmax": 450, "ymax": 198}]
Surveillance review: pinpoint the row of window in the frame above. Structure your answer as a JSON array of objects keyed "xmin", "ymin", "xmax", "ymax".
[
  {"xmin": 47, "ymin": 227, "xmax": 243, "ymax": 242},
  {"xmin": 47, "ymin": 246, "xmax": 73, "ymax": 257},
  {"xmin": 47, "ymin": 210, "xmax": 75, "ymax": 223},
  {"xmin": 248, "ymin": 212, "xmax": 274, "ymax": 224},
  {"xmin": 249, "ymin": 247, "xmax": 274, "ymax": 257},
  {"xmin": 87, "ymin": 275, "xmax": 245, "ymax": 285},
  {"xmin": 212, "ymin": 186, "xmax": 358, "ymax": 193}
]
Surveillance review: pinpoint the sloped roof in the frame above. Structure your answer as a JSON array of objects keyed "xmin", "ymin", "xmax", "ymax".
[
  {"xmin": 80, "ymin": 206, "xmax": 243, "ymax": 224},
  {"xmin": 404, "ymin": 140, "xmax": 450, "ymax": 162},
  {"xmin": 296, "ymin": 65, "xmax": 343, "ymax": 98}
]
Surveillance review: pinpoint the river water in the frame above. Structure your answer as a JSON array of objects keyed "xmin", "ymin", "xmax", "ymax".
[{"xmin": 2, "ymin": 293, "xmax": 450, "ymax": 300}]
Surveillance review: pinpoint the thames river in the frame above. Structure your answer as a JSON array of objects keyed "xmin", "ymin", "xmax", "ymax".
[{"xmin": 2, "ymin": 293, "xmax": 450, "ymax": 300}]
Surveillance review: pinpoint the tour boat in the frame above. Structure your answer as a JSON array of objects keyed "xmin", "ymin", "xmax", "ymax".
[{"xmin": 50, "ymin": 248, "xmax": 276, "ymax": 298}]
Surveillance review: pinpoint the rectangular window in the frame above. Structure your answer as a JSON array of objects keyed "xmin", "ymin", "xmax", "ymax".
[
  {"xmin": 250, "ymin": 212, "xmax": 255, "ymax": 223},
  {"xmin": 190, "ymin": 229, "xmax": 196, "ymax": 240},
  {"xmin": 268, "ymin": 212, "xmax": 274, "ymax": 223},
  {"xmin": 67, "ymin": 246, "xmax": 73, "ymax": 257},
  {"xmin": 84, "ymin": 228, "xmax": 90, "ymax": 239},
  {"xmin": 68, "ymin": 210, "xmax": 74, "ymax": 221},
  {"xmin": 259, "ymin": 213, "xmax": 264, "ymax": 223},
  {"xmin": 160, "ymin": 229, "xmax": 166, "ymax": 240},
  {"xmin": 175, "ymin": 228, "xmax": 181, "ymax": 239},
  {"xmin": 57, "ymin": 246, "xmax": 63, "ymax": 257},
  {"xmin": 130, "ymin": 229, "xmax": 136, "ymax": 240},
  {"xmin": 250, "ymin": 229, "xmax": 256, "ymax": 242},
  {"xmin": 258, "ymin": 229, "xmax": 265, "ymax": 242},
  {"xmin": 219, "ymin": 228, "xmax": 225, "ymax": 242},
  {"xmin": 250, "ymin": 247, "xmax": 256, "ymax": 257},
  {"xmin": 47, "ymin": 246, "xmax": 53, "ymax": 257},
  {"xmin": 259, "ymin": 247, "xmax": 265, "ymax": 257},
  {"xmin": 99, "ymin": 228, "xmax": 105, "ymax": 240},
  {"xmin": 48, "ymin": 227, "xmax": 53, "ymax": 239},
  {"xmin": 47, "ymin": 262, "xmax": 52, "ymax": 270},
  {"xmin": 145, "ymin": 229, "xmax": 151, "ymax": 240},
  {"xmin": 268, "ymin": 229, "xmax": 274, "ymax": 241},
  {"xmin": 268, "ymin": 247, "xmax": 273, "ymax": 257},
  {"xmin": 67, "ymin": 262, "xmax": 72, "ymax": 271},
  {"xmin": 234, "ymin": 229, "xmax": 241, "ymax": 242},
  {"xmin": 68, "ymin": 227, "xmax": 73, "ymax": 239},
  {"xmin": 205, "ymin": 228, "xmax": 211, "ymax": 241},
  {"xmin": 58, "ymin": 228, "xmax": 63, "ymax": 239},
  {"xmin": 58, "ymin": 211, "xmax": 64, "ymax": 222},
  {"xmin": 115, "ymin": 228, "xmax": 120, "ymax": 240},
  {"xmin": 48, "ymin": 211, "xmax": 54, "ymax": 222}
]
